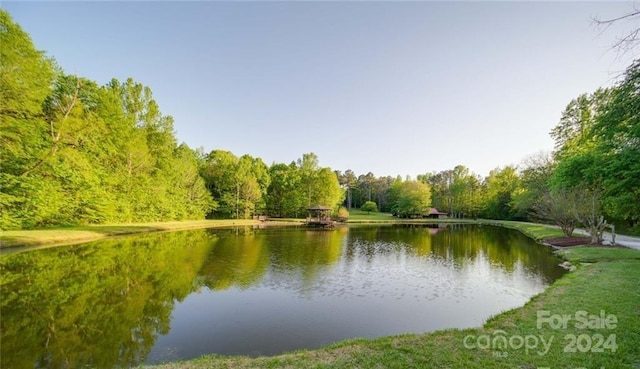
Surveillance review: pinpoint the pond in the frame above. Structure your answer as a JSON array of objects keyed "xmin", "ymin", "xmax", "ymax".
[{"xmin": 0, "ymin": 224, "xmax": 566, "ymax": 368}]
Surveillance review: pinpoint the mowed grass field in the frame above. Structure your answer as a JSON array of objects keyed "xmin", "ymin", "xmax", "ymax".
[
  {"xmin": 347, "ymin": 209, "xmax": 397, "ymax": 221},
  {"xmin": 0, "ymin": 219, "xmax": 263, "ymax": 249},
  {"xmin": 0, "ymin": 210, "xmax": 463, "ymax": 249}
]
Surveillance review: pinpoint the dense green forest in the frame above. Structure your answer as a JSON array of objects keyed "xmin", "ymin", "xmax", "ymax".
[
  {"xmin": 337, "ymin": 60, "xmax": 639, "ymax": 236},
  {"xmin": 1, "ymin": 10, "xmax": 638, "ymax": 234},
  {"xmin": 0, "ymin": 10, "xmax": 213, "ymax": 229}
]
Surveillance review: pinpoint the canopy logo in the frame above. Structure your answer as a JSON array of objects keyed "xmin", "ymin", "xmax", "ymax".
[{"xmin": 463, "ymin": 309, "xmax": 618, "ymax": 358}]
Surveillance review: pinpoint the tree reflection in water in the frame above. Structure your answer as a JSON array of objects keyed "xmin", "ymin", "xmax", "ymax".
[{"xmin": 0, "ymin": 225, "xmax": 564, "ymax": 368}]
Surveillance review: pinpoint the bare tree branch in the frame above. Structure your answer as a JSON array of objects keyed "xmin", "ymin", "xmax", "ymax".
[
  {"xmin": 594, "ymin": 10, "xmax": 640, "ymax": 25},
  {"xmin": 592, "ymin": 7, "xmax": 640, "ymax": 57}
]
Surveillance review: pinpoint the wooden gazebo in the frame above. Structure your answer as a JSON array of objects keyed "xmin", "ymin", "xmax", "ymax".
[{"xmin": 306, "ymin": 205, "xmax": 335, "ymax": 227}]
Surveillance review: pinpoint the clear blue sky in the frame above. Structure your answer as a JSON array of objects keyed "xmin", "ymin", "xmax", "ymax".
[{"xmin": 3, "ymin": 1, "xmax": 636, "ymax": 178}]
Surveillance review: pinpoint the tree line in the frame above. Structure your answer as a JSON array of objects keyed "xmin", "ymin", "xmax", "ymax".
[
  {"xmin": 1, "ymin": 10, "xmax": 638, "ymax": 235},
  {"xmin": 1, "ymin": 10, "xmax": 212, "ymax": 229},
  {"xmin": 336, "ymin": 165, "xmax": 519, "ymax": 220},
  {"xmin": 199, "ymin": 151, "xmax": 344, "ymax": 219},
  {"xmin": 335, "ymin": 56, "xmax": 639, "ymax": 236}
]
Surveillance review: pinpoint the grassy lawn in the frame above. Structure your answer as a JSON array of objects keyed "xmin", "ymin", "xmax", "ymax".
[
  {"xmin": 0, "ymin": 219, "xmax": 262, "ymax": 249},
  {"xmin": 144, "ymin": 222, "xmax": 640, "ymax": 369},
  {"xmin": 1, "ymin": 210, "xmax": 472, "ymax": 249},
  {"xmin": 346, "ymin": 209, "xmax": 477, "ymax": 224},
  {"xmin": 478, "ymin": 220, "xmax": 567, "ymax": 241},
  {"xmin": 347, "ymin": 209, "xmax": 398, "ymax": 222}
]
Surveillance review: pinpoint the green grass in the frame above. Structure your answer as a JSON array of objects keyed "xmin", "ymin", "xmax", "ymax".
[
  {"xmin": 0, "ymin": 211, "xmax": 481, "ymax": 249},
  {"xmin": 346, "ymin": 209, "xmax": 477, "ymax": 224},
  {"xmin": 143, "ymin": 222, "xmax": 640, "ymax": 369},
  {"xmin": 0, "ymin": 219, "xmax": 263, "ymax": 249},
  {"xmin": 346, "ymin": 209, "xmax": 398, "ymax": 222},
  {"xmin": 557, "ymin": 246, "xmax": 640, "ymax": 263},
  {"xmin": 476, "ymin": 219, "xmax": 567, "ymax": 241}
]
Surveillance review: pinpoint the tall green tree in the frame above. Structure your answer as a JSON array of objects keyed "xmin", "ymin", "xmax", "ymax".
[
  {"xmin": 482, "ymin": 166, "xmax": 521, "ymax": 220},
  {"xmin": 266, "ymin": 162, "xmax": 302, "ymax": 217},
  {"xmin": 200, "ymin": 150, "xmax": 240, "ymax": 218},
  {"xmin": 0, "ymin": 11, "xmax": 212, "ymax": 228},
  {"xmin": 336, "ymin": 169, "xmax": 358, "ymax": 210},
  {"xmin": 372, "ymin": 175, "xmax": 394, "ymax": 212},
  {"xmin": 170, "ymin": 144, "xmax": 216, "ymax": 218},
  {"xmin": 237, "ymin": 154, "xmax": 270, "ymax": 218},
  {"xmin": 419, "ymin": 171, "xmax": 450, "ymax": 214},
  {"xmin": 0, "ymin": 10, "xmax": 54, "ymax": 229},
  {"xmin": 311, "ymin": 167, "xmax": 344, "ymax": 210},
  {"xmin": 550, "ymin": 61, "xmax": 640, "ymax": 233},
  {"xmin": 200, "ymin": 151, "xmax": 270, "ymax": 219},
  {"xmin": 589, "ymin": 60, "xmax": 640, "ymax": 229},
  {"xmin": 550, "ymin": 89, "xmax": 611, "ymax": 159},
  {"xmin": 420, "ymin": 166, "xmax": 483, "ymax": 218},
  {"xmin": 103, "ymin": 78, "xmax": 212, "ymax": 222},
  {"xmin": 297, "ymin": 152, "xmax": 320, "ymax": 208},
  {"xmin": 511, "ymin": 152, "xmax": 555, "ymax": 221},
  {"xmin": 294, "ymin": 153, "xmax": 343, "ymax": 211},
  {"xmin": 390, "ymin": 180, "xmax": 432, "ymax": 218},
  {"xmin": 449, "ymin": 165, "xmax": 483, "ymax": 218}
]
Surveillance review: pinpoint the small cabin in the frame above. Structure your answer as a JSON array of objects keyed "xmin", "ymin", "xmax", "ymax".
[{"xmin": 426, "ymin": 208, "xmax": 448, "ymax": 219}]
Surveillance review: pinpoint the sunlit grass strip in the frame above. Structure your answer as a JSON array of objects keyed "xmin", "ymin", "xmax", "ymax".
[
  {"xmin": 346, "ymin": 209, "xmax": 479, "ymax": 224},
  {"xmin": 0, "ymin": 219, "xmax": 261, "ymax": 249},
  {"xmin": 144, "ymin": 226, "xmax": 640, "ymax": 369},
  {"xmin": 347, "ymin": 209, "xmax": 398, "ymax": 221},
  {"xmin": 0, "ymin": 217, "xmax": 562, "ymax": 249},
  {"xmin": 479, "ymin": 219, "xmax": 567, "ymax": 241}
]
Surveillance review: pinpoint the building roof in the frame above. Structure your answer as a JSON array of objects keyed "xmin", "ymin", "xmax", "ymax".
[
  {"xmin": 428, "ymin": 207, "xmax": 447, "ymax": 215},
  {"xmin": 307, "ymin": 205, "xmax": 333, "ymax": 211}
]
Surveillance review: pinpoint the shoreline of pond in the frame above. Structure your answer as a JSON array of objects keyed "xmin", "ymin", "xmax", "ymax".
[
  {"xmin": 0, "ymin": 217, "xmax": 482, "ymax": 251},
  {"xmin": 2, "ymin": 220, "xmax": 638, "ymax": 368},
  {"xmin": 0, "ymin": 219, "xmax": 292, "ymax": 251},
  {"xmin": 1, "ymin": 216, "xmax": 621, "ymax": 254},
  {"xmin": 141, "ymin": 222, "xmax": 640, "ymax": 369}
]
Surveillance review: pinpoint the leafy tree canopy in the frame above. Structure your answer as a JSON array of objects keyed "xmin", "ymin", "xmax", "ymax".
[{"xmin": 361, "ymin": 201, "xmax": 378, "ymax": 214}]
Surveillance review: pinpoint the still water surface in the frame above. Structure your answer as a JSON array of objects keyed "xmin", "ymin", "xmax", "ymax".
[{"xmin": 0, "ymin": 224, "xmax": 565, "ymax": 368}]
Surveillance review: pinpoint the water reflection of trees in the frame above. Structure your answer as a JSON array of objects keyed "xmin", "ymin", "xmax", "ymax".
[
  {"xmin": 0, "ymin": 225, "xmax": 562, "ymax": 368},
  {"xmin": 199, "ymin": 227, "xmax": 268, "ymax": 290},
  {"xmin": 269, "ymin": 227, "xmax": 347, "ymax": 290},
  {"xmin": 347, "ymin": 225, "xmax": 564, "ymax": 282},
  {"xmin": 199, "ymin": 227, "xmax": 347, "ymax": 292},
  {"xmin": 1, "ymin": 227, "xmax": 350, "ymax": 369},
  {"xmin": 0, "ymin": 231, "xmax": 216, "ymax": 369}
]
